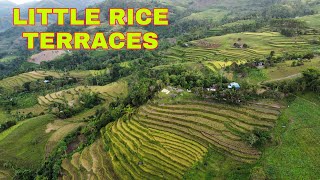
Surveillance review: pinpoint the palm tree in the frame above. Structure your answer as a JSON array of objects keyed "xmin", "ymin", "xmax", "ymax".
[{"xmin": 124, "ymin": 105, "xmax": 135, "ymax": 121}]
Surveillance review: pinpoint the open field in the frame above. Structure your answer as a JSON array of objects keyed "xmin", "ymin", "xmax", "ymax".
[
  {"xmin": 28, "ymin": 50, "xmax": 66, "ymax": 64},
  {"xmin": 0, "ymin": 115, "xmax": 55, "ymax": 169},
  {"xmin": 263, "ymin": 58, "xmax": 320, "ymax": 82},
  {"xmin": 258, "ymin": 93, "xmax": 320, "ymax": 179},
  {"xmin": 298, "ymin": 14, "xmax": 320, "ymax": 30},
  {"xmin": 180, "ymin": 8, "xmax": 228, "ymax": 22}
]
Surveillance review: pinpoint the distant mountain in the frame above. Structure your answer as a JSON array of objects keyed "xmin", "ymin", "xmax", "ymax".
[
  {"xmin": 0, "ymin": 0, "xmax": 16, "ymax": 16},
  {"xmin": 20, "ymin": 0, "xmax": 103, "ymax": 9},
  {"xmin": 0, "ymin": 0, "xmax": 16, "ymax": 7},
  {"xmin": 0, "ymin": 0, "xmax": 17, "ymax": 32}
]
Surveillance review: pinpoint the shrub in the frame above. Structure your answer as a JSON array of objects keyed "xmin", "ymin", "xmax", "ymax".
[{"xmin": 244, "ymin": 129, "xmax": 272, "ymax": 148}]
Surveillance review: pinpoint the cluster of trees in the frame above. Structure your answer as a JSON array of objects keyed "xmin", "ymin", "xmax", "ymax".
[
  {"xmin": 262, "ymin": 1, "xmax": 316, "ymax": 19},
  {"xmin": 79, "ymin": 92, "xmax": 102, "ymax": 108},
  {"xmin": 154, "ymin": 65, "xmax": 220, "ymax": 90},
  {"xmin": 49, "ymin": 92, "xmax": 101, "ymax": 119},
  {"xmin": 209, "ymin": 20, "xmax": 263, "ymax": 36},
  {"xmin": 270, "ymin": 19, "xmax": 307, "ymax": 37},
  {"xmin": 243, "ymin": 129, "xmax": 272, "ymax": 149},
  {"xmin": 22, "ymin": 76, "xmax": 78, "ymax": 93},
  {"xmin": 0, "ymin": 57, "xmax": 36, "ymax": 80},
  {"xmin": 0, "ymin": 120, "xmax": 16, "ymax": 133}
]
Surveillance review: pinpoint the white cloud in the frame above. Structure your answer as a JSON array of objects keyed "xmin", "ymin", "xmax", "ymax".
[{"xmin": 8, "ymin": 0, "xmax": 41, "ymax": 5}]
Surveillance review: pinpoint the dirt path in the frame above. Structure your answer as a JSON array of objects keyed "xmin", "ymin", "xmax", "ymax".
[{"xmin": 263, "ymin": 73, "xmax": 302, "ymax": 83}]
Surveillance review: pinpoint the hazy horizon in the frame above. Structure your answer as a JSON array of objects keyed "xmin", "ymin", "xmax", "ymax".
[{"xmin": 7, "ymin": 0, "xmax": 40, "ymax": 5}]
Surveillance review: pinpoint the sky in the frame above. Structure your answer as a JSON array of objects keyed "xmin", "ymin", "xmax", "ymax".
[{"xmin": 8, "ymin": 0, "xmax": 40, "ymax": 5}]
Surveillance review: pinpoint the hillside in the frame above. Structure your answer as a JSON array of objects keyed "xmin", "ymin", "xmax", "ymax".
[
  {"xmin": 0, "ymin": 0, "xmax": 103, "ymax": 32},
  {"xmin": 0, "ymin": 0, "xmax": 320, "ymax": 179}
]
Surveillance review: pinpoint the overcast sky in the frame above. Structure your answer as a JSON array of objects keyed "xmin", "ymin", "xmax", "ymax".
[{"xmin": 8, "ymin": 0, "xmax": 40, "ymax": 5}]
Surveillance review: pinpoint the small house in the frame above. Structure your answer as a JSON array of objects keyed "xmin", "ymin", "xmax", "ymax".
[
  {"xmin": 161, "ymin": 89, "xmax": 170, "ymax": 95},
  {"xmin": 44, "ymin": 80, "xmax": 50, "ymax": 83},
  {"xmin": 228, "ymin": 82, "xmax": 240, "ymax": 90},
  {"xmin": 207, "ymin": 84, "xmax": 218, "ymax": 92}
]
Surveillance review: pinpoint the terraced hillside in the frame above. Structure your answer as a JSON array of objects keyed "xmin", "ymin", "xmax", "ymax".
[
  {"xmin": 0, "ymin": 169, "xmax": 11, "ymax": 180},
  {"xmin": 134, "ymin": 100, "xmax": 281, "ymax": 163},
  {"xmin": 204, "ymin": 60, "xmax": 247, "ymax": 72},
  {"xmin": 0, "ymin": 71, "xmax": 61, "ymax": 91},
  {"xmin": 165, "ymin": 32, "xmax": 319, "ymax": 62},
  {"xmin": 37, "ymin": 81, "xmax": 128, "ymax": 107},
  {"xmin": 81, "ymin": 96, "xmax": 282, "ymax": 179},
  {"xmin": 61, "ymin": 138, "xmax": 118, "ymax": 180}
]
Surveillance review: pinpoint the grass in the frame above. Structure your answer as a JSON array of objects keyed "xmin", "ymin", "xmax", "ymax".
[
  {"xmin": 0, "ymin": 115, "xmax": 55, "ymax": 170},
  {"xmin": 298, "ymin": 14, "xmax": 320, "ymax": 29},
  {"xmin": 257, "ymin": 93, "xmax": 320, "ymax": 179},
  {"xmin": 262, "ymin": 58, "xmax": 320, "ymax": 81},
  {"xmin": 180, "ymin": 9, "xmax": 228, "ymax": 22},
  {"xmin": 184, "ymin": 148, "xmax": 252, "ymax": 180}
]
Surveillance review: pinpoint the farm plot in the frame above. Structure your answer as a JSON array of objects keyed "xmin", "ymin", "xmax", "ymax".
[
  {"xmin": 0, "ymin": 71, "xmax": 61, "ymax": 91},
  {"xmin": 102, "ymin": 118, "xmax": 207, "ymax": 179},
  {"xmin": 37, "ymin": 80, "xmax": 128, "ymax": 107},
  {"xmin": 165, "ymin": 32, "xmax": 319, "ymax": 62},
  {"xmin": 96, "ymin": 98, "xmax": 281, "ymax": 179},
  {"xmin": 0, "ymin": 169, "xmax": 11, "ymax": 180},
  {"xmin": 204, "ymin": 60, "xmax": 247, "ymax": 72},
  {"xmin": 133, "ymin": 100, "xmax": 281, "ymax": 164},
  {"xmin": 61, "ymin": 138, "xmax": 118, "ymax": 180}
]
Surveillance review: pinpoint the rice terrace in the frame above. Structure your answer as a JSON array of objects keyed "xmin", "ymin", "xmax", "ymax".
[{"xmin": 0, "ymin": 0, "xmax": 320, "ymax": 179}]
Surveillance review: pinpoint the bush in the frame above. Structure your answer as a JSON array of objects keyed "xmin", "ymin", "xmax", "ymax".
[
  {"xmin": 79, "ymin": 92, "xmax": 101, "ymax": 108},
  {"xmin": 0, "ymin": 120, "xmax": 16, "ymax": 133},
  {"xmin": 244, "ymin": 129, "xmax": 271, "ymax": 148}
]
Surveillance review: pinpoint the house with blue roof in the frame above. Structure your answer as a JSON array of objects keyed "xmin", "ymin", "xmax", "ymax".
[{"xmin": 228, "ymin": 82, "xmax": 240, "ymax": 90}]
